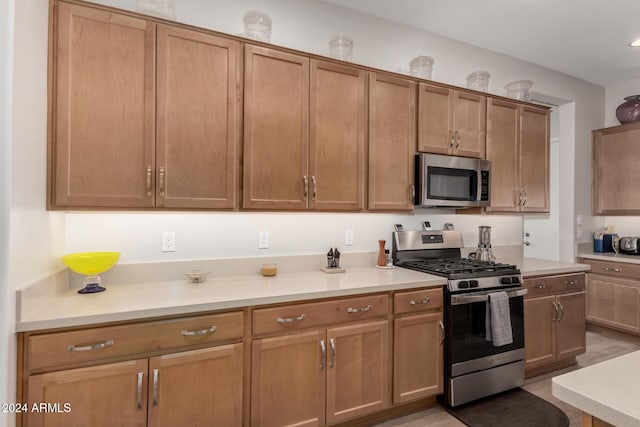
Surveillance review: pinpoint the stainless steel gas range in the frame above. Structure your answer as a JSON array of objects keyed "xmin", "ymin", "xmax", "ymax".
[{"xmin": 392, "ymin": 230, "xmax": 527, "ymax": 407}]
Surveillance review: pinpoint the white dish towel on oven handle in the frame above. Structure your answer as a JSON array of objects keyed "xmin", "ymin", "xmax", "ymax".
[{"xmin": 485, "ymin": 291, "xmax": 513, "ymax": 346}]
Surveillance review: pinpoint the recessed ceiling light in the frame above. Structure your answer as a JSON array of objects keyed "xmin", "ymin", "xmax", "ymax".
[{"xmin": 630, "ymin": 39, "xmax": 640, "ymax": 47}]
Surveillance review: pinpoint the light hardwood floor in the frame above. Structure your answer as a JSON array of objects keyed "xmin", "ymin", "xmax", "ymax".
[{"xmin": 375, "ymin": 326, "xmax": 640, "ymax": 427}]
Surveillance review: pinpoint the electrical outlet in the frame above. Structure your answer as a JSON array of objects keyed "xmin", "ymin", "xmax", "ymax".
[
  {"xmin": 576, "ymin": 225, "xmax": 583, "ymax": 239},
  {"xmin": 258, "ymin": 230, "xmax": 270, "ymax": 249},
  {"xmin": 345, "ymin": 229, "xmax": 354, "ymax": 246},
  {"xmin": 162, "ymin": 232, "xmax": 176, "ymax": 252}
]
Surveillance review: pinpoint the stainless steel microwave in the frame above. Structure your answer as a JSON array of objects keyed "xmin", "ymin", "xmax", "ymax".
[{"xmin": 415, "ymin": 153, "xmax": 491, "ymax": 208}]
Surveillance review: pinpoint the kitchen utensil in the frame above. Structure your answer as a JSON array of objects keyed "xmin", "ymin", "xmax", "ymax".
[
  {"xmin": 618, "ymin": 237, "xmax": 640, "ymax": 255},
  {"xmin": 468, "ymin": 226, "xmax": 496, "ymax": 262},
  {"xmin": 61, "ymin": 251, "xmax": 120, "ymax": 294}
]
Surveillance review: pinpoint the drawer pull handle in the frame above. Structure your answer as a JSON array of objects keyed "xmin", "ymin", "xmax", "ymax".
[
  {"xmin": 136, "ymin": 371, "xmax": 144, "ymax": 410},
  {"xmin": 566, "ymin": 280, "xmax": 577, "ymax": 285},
  {"xmin": 557, "ymin": 302, "xmax": 565, "ymax": 321},
  {"xmin": 320, "ymin": 340, "xmax": 326, "ymax": 371},
  {"xmin": 603, "ymin": 267, "xmax": 623, "ymax": 272},
  {"xmin": 146, "ymin": 166, "xmax": 152, "ymax": 197},
  {"xmin": 409, "ymin": 298, "xmax": 431, "ymax": 305},
  {"xmin": 67, "ymin": 339, "xmax": 114, "ymax": 352},
  {"xmin": 276, "ymin": 314, "xmax": 305, "ymax": 324},
  {"xmin": 347, "ymin": 304, "xmax": 372, "ymax": 313},
  {"xmin": 152, "ymin": 368, "xmax": 159, "ymax": 406},
  {"xmin": 329, "ymin": 338, "xmax": 336, "ymax": 368},
  {"xmin": 181, "ymin": 325, "xmax": 217, "ymax": 336},
  {"xmin": 534, "ymin": 284, "xmax": 546, "ymax": 289},
  {"xmin": 439, "ymin": 320, "xmax": 445, "ymax": 345}
]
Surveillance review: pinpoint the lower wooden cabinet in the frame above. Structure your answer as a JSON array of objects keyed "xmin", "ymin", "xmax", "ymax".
[
  {"xmin": 578, "ymin": 258, "xmax": 640, "ymax": 334},
  {"xmin": 393, "ymin": 312, "xmax": 443, "ymax": 403},
  {"xmin": 586, "ymin": 274, "xmax": 640, "ymax": 333},
  {"xmin": 523, "ymin": 273, "xmax": 586, "ymax": 373},
  {"xmin": 26, "ymin": 344, "xmax": 243, "ymax": 427},
  {"xmin": 27, "ymin": 359, "xmax": 149, "ymax": 427},
  {"xmin": 251, "ymin": 321, "xmax": 389, "ymax": 427}
]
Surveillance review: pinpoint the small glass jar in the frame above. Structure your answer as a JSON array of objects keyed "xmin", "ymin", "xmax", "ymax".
[
  {"xmin": 329, "ymin": 34, "xmax": 353, "ymax": 62},
  {"xmin": 243, "ymin": 10, "xmax": 272, "ymax": 42},
  {"xmin": 505, "ymin": 80, "xmax": 533, "ymax": 101},
  {"xmin": 261, "ymin": 263, "xmax": 277, "ymax": 277},
  {"xmin": 409, "ymin": 55, "xmax": 434, "ymax": 80}
]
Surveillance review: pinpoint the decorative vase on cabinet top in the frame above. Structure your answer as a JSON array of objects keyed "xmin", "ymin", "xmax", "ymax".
[{"xmin": 615, "ymin": 95, "xmax": 640, "ymax": 124}]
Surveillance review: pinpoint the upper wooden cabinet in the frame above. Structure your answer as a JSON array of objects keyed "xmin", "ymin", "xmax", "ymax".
[
  {"xmin": 486, "ymin": 99, "xmax": 549, "ymax": 213},
  {"xmin": 243, "ymin": 46, "xmax": 367, "ymax": 210},
  {"xmin": 309, "ymin": 61, "xmax": 367, "ymax": 210},
  {"xmin": 592, "ymin": 121, "xmax": 640, "ymax": 215},
  {"xmin": 50, "ymin": 3, "xmax": 240, "ymax": 209},
  {"xmin": 418, "ymin": 84, "xmax": 486, "ymax": 159},
  {"xmin": 156, "ymin": 25, "xmax": 240, "ymax": 209},
  {"xmin": 243, "ymin": 46, "xmax": 310, "ymax": 210},
  {"xmin": 51, "ymin": 2, "xmax": 156, "ymax": 208},
  {"xmin": 368, "ymin": 73, "xmax": 416, "ymax": 211}
]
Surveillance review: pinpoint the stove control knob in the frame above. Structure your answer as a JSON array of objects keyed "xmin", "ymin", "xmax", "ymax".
[
  {"xmin": 500, "ymin": 277, "xmax": 513, "ymax": 284},
  {"xmin": 511, "ymin": 276, "xmax": 520, "ymax": 284},
  {"xmin": 458, "ymin": 280, "xmax": 470, "ymax": 289},
  {"xmin": 469, "ymin": 280, "xmax": 479, "ymax": 288}
]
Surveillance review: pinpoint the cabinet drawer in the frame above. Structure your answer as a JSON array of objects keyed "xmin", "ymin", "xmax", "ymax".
[
  {"xmin": 253, "ymin": 294, "xmax": 389, "ymax": 336},
  {"xmin": 393, "ymin": 288, "xmax": 443, "ymax": 315},
  {"xmin": 524, "ymin": 273, "xmax": 585, "ymax": 298},
  {"xmin": 28, "ymin": 311, "xmax": 244, "ymax": 370},
  {"xmin": 578, "ymin": 258, "xmax": 640, "ymax": 280}
]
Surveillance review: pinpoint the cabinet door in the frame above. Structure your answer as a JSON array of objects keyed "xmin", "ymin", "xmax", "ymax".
[
  {"xmin": 393, "ymin": 313, "xmax": 443, "ymax": 404},
  {"xmin": 309, "ymin": 60, "xmax": 366, "ymax": 211},
  {"xmin": 26, "ymin": 359, "xmax": 148, "ymax": 427},
  {"xmin": 485, "ymin": 98, "xmax": 520, "ymax": 212},
  {"xmin": 587, "ymin": 274, "xmax": 640, "ymax": 333},
  {"xmin": 593, "ymin": 124, "xmax": 640, "ymax": 214},
  {"xmin": 53, "ymin": 3, "xmax": 155, "ymax": 208},
  {"xmin": 452, "ymin": 91, "xmax": 486, "ymax": 158},
  {"xmin": 519, "ymin": 105, "xmax": 550, "ymax": 212},
  {"xmin": 417, "ymin": 83, "xmax": 452, "ymax": 155},
  {"xmin": 243, "ymin": 45, "xmax": 310, "ymax": 209},
  {"xmin": 156, "ymin": 25, "xmax": 240, "ymax": 209},
  {"xmin": 251, "ymin": 331, "xmax": 325, "ymax": 427},
  {"xmin": 368, "ymin": 73, "xmax": 416, "ymax": 211},
  {"xmin": 148, "ymin": 344, "xmax": 243, "ymax": 427},
  {"xmin": 326, "ymin": 320, "xmax": 389, "ymax": 425},
  {"xmin": 524, "ymin": 295, "xmax": 556, "ymax": 369},
  {"xmin": 555, "ymin": 292, "xmax": 586, "ymax": 360}
]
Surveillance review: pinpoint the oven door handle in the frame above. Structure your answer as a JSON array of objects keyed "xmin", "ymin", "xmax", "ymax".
[{"xmin": 450, "ymin": 288, "xmax": 527, "ymax": 305}]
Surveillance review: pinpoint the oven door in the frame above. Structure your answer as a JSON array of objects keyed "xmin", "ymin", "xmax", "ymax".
[{"xmin": 446, "ymin": 287, "xmax": 525, "ymax": 376}]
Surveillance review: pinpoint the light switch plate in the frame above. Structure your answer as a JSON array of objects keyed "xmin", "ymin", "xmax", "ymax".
[
  {"xmin": 345, "ymin": 229, "xmax": 354, "ymax": 246},
  {"xmin": 258, "ymin": 230, "xmax": 270, "ymax": 249},
  {"xmin": 162, "ymin": 232, "xmax": 176, "ymax": 252}
]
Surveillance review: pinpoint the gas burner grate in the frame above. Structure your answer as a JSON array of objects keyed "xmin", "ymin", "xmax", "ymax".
[{"xmin": 397, "ymin": 257, "xmax": 519, "ymax": 279}]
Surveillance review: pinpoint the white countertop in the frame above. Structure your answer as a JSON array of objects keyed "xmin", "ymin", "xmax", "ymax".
[
  {"xmin": 552, "ymin": 350, "xmax": 640, "ymax": 427},
  {"xmin": 577, "ymin": 248, "xmax": 640, "ymax": 264},
  {"xmin": 15, "ymin": 253, "xmax": 590, "ymax": 333},
  {"xmin": 16, "ymin": 267, "xmax": 446, "ymax": 332}
]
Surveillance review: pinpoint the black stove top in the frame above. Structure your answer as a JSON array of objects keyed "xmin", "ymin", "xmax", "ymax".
[{"xmin": 397, "ymin": 257, "xmax": 520, "ymax": 280}]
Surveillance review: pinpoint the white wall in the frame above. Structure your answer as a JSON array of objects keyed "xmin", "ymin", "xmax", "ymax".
[
  {"xmin": 0, "ymin": 0, "xmax": 15, "ymax": 425},
  {"xmin": 4, "ymin": 2, "xmax": 65, "ymax": 426},
  {"xmin": 65, "ymin": 212, "xmax": 523, "ymax": 263}
]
